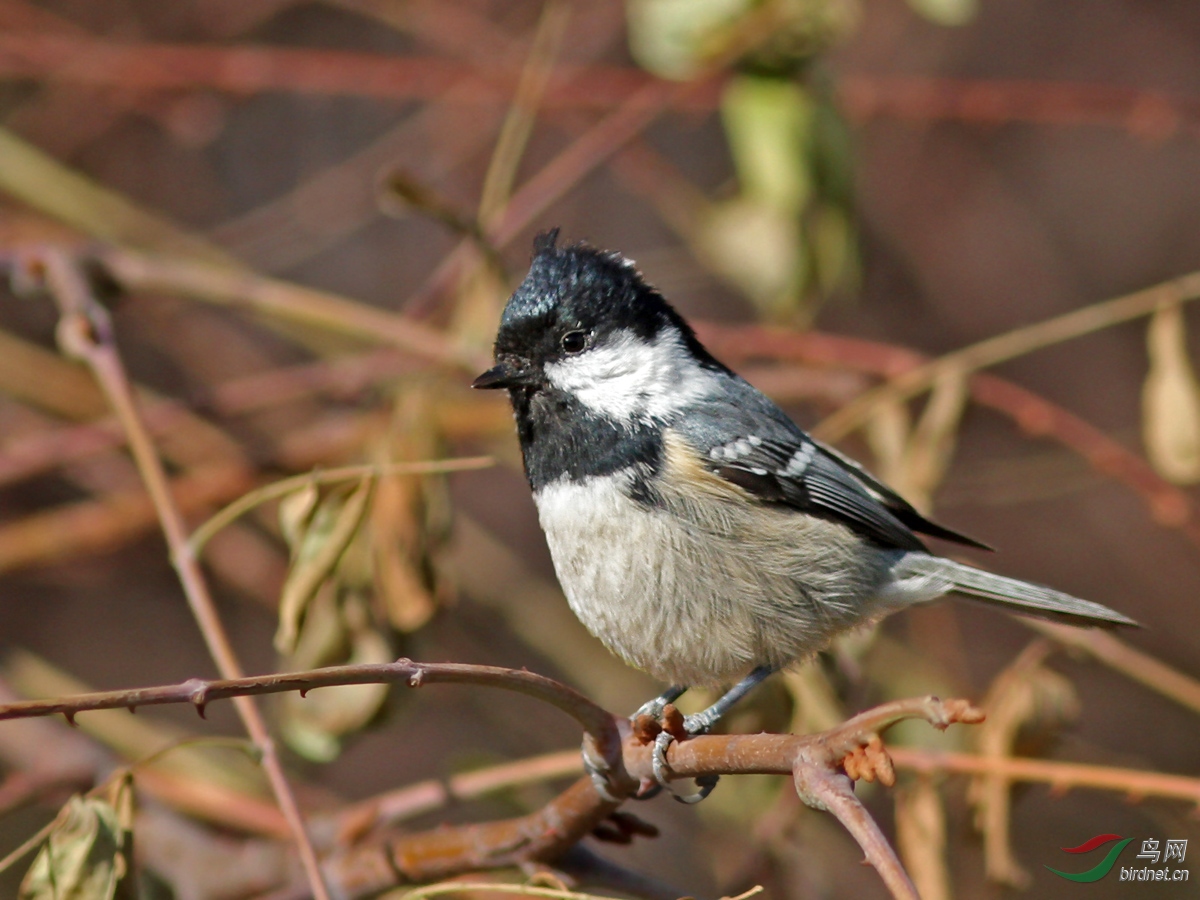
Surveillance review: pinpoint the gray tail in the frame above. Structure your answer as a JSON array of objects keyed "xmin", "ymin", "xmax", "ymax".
[{"xmin": 906, "ymin": 557, "xmax": 1138, "ymax": 628}]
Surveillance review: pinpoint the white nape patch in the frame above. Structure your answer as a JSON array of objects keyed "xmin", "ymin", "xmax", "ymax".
[{"xmin": 544, "ymin": 328, "xmax": 720, "ymax": 423}]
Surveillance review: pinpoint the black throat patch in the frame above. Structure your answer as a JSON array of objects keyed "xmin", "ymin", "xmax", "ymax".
[{"xmin": 510, "ymin": 386, "xmax": 662, "ymax": 492}]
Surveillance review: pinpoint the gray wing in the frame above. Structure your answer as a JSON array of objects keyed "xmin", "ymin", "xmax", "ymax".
[{"xmin": 674, "ymin": 377, "xmax": 987, "ymax": 552}]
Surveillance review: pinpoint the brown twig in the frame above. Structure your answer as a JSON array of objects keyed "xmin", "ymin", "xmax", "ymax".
[
  {"xmin": 0, "ymin": 462, "xmax": 251, "ymax": 574},
  {"xmin": 476, "ymin": 1, "xmax": 571, "ymax": 229},
  {"xmin": 329, "ymin": 696, "xmax": 982, "ymax": 900},
  {"xmin": 1023, "ymin": 620, "xmax": 1200, "ymax": 716},
  {"xmin": 401, "ymin": 77, "xmax": 686, "ymax": 315},
  {"xmin": 8, "ymin": 32, "xmax": 1200, "ymax": 139},
  {"xmin": 0, "ymin": 660, "xmax": 619, "ymax": 751},
  {"xmin": 325, "ymin": 750, "xmax": 583, "ymax": 845},
  {"xmin": 0, "ymin": 660, "xmax": 979, "ymax": 900},
  {"xmin": 403, "ymin": 0, "xmax": 789, "ymax": 315},
  {"xmin": 30, "ymin": 248, "xmax": 333, "ymax": 900},
  {"xmin": 838, "ymin": 74, "xmax": 1200, "ymax": 138},
  {"xmin": 890, "ymin": 747, "xmax": 1200, "ymax": 807},
  {"xmin": 95, "ymin": 245, "xmax": 488, "ymax": 371},
  {"xmin": 808, "ymin": 270, "xmax": 1200, "ymax": 443}
]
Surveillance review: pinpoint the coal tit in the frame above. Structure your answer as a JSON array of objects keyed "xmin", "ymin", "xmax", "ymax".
[{"xmin": 474, "ymin": 231, "xmax": 1135, "ymax": 765}]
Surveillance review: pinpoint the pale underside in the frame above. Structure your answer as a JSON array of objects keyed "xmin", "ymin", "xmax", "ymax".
[{"xmin": 533, "ymin": 434, "xmax": 939, "ymax": 686}]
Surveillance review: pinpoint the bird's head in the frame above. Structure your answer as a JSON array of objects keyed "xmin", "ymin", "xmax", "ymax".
[{"xmin": 473, "ymin": 230, "xmax": 727, "ymax": 424}]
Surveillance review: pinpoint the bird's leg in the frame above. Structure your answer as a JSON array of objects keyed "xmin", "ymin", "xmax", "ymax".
[
  {"xmin": 681, "ymin": 665, "xmax": 774, "ymax": 735},
  {"xmin": 651, "ymin": 665, "xmax": 775, "ymax": 804}
]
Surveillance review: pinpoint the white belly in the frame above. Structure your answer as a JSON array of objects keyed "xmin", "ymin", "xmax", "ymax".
[{"xmin": 533, "ymin": 472, "xmax": 893, "ymax": 686}]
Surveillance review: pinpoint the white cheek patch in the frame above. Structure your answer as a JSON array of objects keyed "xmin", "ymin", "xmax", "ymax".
[{"xmin": 544, "ymin": 330, "xmax": 719, "ymax": 422}]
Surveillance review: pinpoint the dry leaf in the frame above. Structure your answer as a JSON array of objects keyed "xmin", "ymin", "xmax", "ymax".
[
  {"xmin": 701, "ymin": 197, "xmax": 804, "ymax": 320},
  {"xmin": 907, "ymin": 0, "xmax": 978, "ymax": 26},
  {"xmin": 19, "ymin": 775, "xmax": 135, "ymax": 900},
  {"xmin": 371, "ymin": 386, "xmax": 454, "ymax": 633},
  {"xmin": 1142, "ymin": 302, "xmax": 1200, "ymax": 483},
  {"xmin": 278, "ymin": 480, "xmax": 320, "ymax": 549},
  {"xmin": 280, "ymin": 591, "xmax": 391, "ymax": 762},
  {"xmin": 275, "ymin": 476, "xmax": 375, "ymax": 655}
]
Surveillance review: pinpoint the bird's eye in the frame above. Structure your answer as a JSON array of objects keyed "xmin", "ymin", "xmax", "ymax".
[{"xmin": 560, "ymin": 330, "xmax": 589, "ymax": 354}]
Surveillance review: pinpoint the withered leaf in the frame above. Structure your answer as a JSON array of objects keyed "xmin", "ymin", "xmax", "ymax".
[
  {"xmin": 280, "ymin": 591, "xmax": 391, "ymax": 762},
  {"xmin": 1142, "ymin": 302, "xmax": 1200, "ymax": 483},
  {"xmin": 19, "ymin": 775, "xmax": 135, "ymax": 900},
  {"xmin": 275, "ymin": 475, "xmax": 375, "ymax": 655}
]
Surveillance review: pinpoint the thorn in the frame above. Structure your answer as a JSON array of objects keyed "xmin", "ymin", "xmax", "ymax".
[
  {"xmin": 187, "ymin": 680, "xmax": 210, "ymax": 719},
  {"xmin": 128, "ymin": 705, "xmax": 136, "ymax": 715},
  {"xmin": 299, "ymin": 688, "xmax": 308, "ymax": 699},
  {"xmin": 408, "ymin": 668, "xmax": 425, "ymax": 688},
  {"xmin": 64, "ymin": 711, "xmax": 77, "ymax": 727}
]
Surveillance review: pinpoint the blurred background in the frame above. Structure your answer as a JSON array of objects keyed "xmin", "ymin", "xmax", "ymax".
[{"xmin": 0, "ymin": 0, "xmax": 1199, "ymax": 898}]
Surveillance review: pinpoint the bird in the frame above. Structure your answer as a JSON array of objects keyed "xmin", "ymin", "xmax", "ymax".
[{"xmin": 473, "ymin": 230, "xmax": 1136, "ymax": 798}]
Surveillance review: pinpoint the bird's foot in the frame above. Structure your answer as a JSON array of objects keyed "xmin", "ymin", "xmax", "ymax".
[
  {"xmin": 645, "ymin": 703, "xmax": 720, "ymax": 804},
  {"xmin": 581, "ymin": 724, "xmax": 654, "ymax": 802},
  {"xmin": 631, "ymin": 683, "xmax": 687, "ymax": 724}
]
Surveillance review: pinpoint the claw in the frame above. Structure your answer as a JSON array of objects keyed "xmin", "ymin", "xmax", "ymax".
[
  {"xmin": 581, "ymin": 737, "xmax": 623, "ymax": 803},
  {"xmin": 650, "ymin": 730, "xmax": 720, "ymax": 804},
  {"xmin": 629, "ymin": 667, "xmax": 775, "ymax": 806}
]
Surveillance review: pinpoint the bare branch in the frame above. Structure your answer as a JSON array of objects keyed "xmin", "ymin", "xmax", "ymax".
[
  {"xmin": 29, "ymin": 247, "xmax": 333, "ymax": 900},
  {"xmin": 0, "ymin": 660, "xmax": 619, "ymax": 749},
  {"xmin": 890, "ymin": 747, "xmax": 1200, "ymax": 807},
  {"xmin": 809, "ymin": 270, "xmax": 1200, "ymax": 443}
]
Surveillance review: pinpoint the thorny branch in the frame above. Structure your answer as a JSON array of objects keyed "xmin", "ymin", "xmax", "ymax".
[
  {"xmin": 0, "ymin": 660, "xmax": 619, "ymax": 751},
  {"xmin": 0, "ymin": 662, "xmax": 983, "ymax": 900},
  {"xmin": 19, "ymin": 246, "xmax": 334, "ymax": 900}
]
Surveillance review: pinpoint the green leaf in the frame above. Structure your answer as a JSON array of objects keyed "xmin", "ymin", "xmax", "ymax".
[
  {"xmin": 906, "ymin": 0, "xmax": 978, "ymax": 27},
  {"xmin": 720, "ymin": 75, "xmax": 813, "ymax": 213},
  {"xmin": 700, "ymin": 197, "xmax": 805, "ymax": 319},
  {"xmin": 626, "ymin": 0, "xmax": 752, "ymax": 79}
]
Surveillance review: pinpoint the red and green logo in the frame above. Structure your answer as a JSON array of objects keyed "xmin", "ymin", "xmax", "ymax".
[{"xmin": 1046, "ymin": 834, "xmax": 1133, "ymax": 882}]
